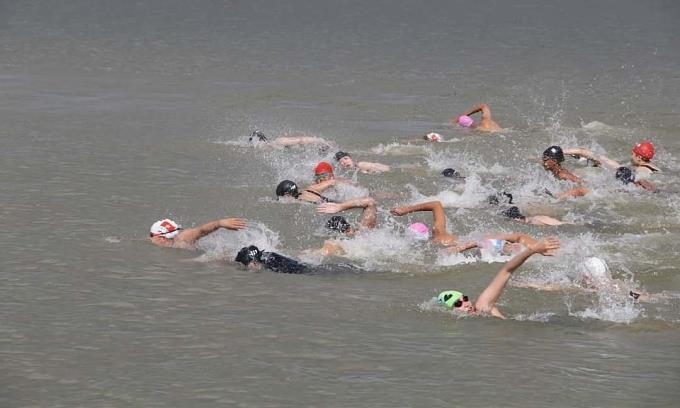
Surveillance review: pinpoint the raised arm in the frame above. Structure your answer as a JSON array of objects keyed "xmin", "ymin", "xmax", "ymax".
[
  {"xmin": 461, "ymin": 103, "xmax": 491, "ymax": 119},
  {"xmin": 391, "ymin": 200, "xmax": 453, "ymax": 243},
  {"xmin": 474, "ymin": 237, "xmax": 560, "ymax": 318},
  {"xmin": 563, "ymin": 147, "xmax": 619, "ymax": 169},
  {"xmin": 174, "ymin": 218, "xmax": 246, "ymax": 247}
]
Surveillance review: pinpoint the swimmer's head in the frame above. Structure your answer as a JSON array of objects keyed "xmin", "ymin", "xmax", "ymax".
[
  {"xmin": 235, "ymin": 245, "xmax": 263, "ymax": 266},
  {"xmin": 542, "ymin": 146, "xmax": 565, "ymax": 164},
  {"xmin": 457, "ymin": 115, "xmax": 474, "ymax": 128},
  {"xmin": 149, "ymin": 218, "xmax": 182, "ymax": 239},
  {"xmin": 334, "ymin": 151, "xmax": 354, "ymax": 169},
  {"xmin": 582, "ymin": 256, "xmax": 610, "ymax": 286},
  {"xmin": 249, "ymin": 130, "xmax": 268, "ymax": 143},
  {"xmin": 314, "ymin": 161, "xmax": 334, "ymax": 181},
  {"xmin": 407, "ymin": 222, "xmax": 430, "ymax": 241},
  {"xmin": 615, "ymin": 166, "xmax": 635, "ymax": 185},
  {"xmin": 276, "ymin": 180, "xmax": 301, "ymax": 199},
  {"xmin": 488, "ymin": 191, "xmax": 514, "ymax": 205},
  {"xmin": 437, "ymin": 290, "xmax": 464, "ymax": 309},
  {"xmin": 325, "ymin": 216, "xmax": 352, "ymax": 234},
  {"xmin": 424, "ymin": 132, "xmax": 443, "ymax": 142},
  {"xmin": 441, "ymin": 168, "xmax": 464, "ymax": 179},
  {"xmin": 502, "ymin": 206, "xmax": 525, "ymax": 221},
  {"xmin": 632, "ymin": 140, "xmax": 654, "ymax": 161}
]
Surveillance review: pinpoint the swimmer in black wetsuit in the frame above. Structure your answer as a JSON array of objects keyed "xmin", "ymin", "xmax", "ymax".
[
  {"xmin": 235, "ymin": 245, "xmax": 309, "ymax": 274},
  {"xmin": 275, "ymin": 179, "xmax": 336, "ymax": 204}
]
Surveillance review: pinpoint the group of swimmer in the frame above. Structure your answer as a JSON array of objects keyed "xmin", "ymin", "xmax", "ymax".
[{"xmin": 148, "ymin": 103, "xmax": 663, "ymax": 319}]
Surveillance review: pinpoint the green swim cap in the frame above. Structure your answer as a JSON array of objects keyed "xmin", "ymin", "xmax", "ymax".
[{"xmin": 437, "ymin": 290, "xmax": 463, "ymax": 309}]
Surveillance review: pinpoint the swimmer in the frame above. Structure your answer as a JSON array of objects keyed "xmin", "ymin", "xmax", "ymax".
[
  {"xmin": 564, "ymin": 140, "xmax": 660, "ymax": 178},
  {"xmin": 452, "ymin": 103, "xmax": 502, "ymax": 132},
  {"xmin": 441, "ymin": 168, "xmax": 465, "ymax": 179},
  {"xmin": 334, "ymin": 151, "xmax": 390, "ymax": 173},
  {"xmin": 436, "ymin": 237, "xmax": 561, "ymax": 319},
  {"xmin": 501, "ymin": 206, "xmax": 570, "ymax": 226},
  {"xmin": 275, "ymin": 179, "xmax": 336, "ymax": 204},
  {"xmin": 248, "ymin": 130, "xmax": 334, "ymax": 152},
  {"xmin": 315, "ymin": 197, "xmax": 378, "ymax": 256},
  {"xmin": 235, "ymin": 245, "xmax": 309, "ymax": 274},
  {"xmin": 389, "ymin": 200, "xmax": 477, "ymax": 253},
  {"xmin": 149, "ymin": 217, "xmax": 246, "ymax": 249},
  {"xmin": 614, "ymin": 166, "xmax": 656, "ymax": 192},
  {"xmin": 512, "ymin": 256, "xmax": 659, "ymax": 302},
  {"xmin": 541, "ymin": 145, "xmax": 582, "ymax": 183}
]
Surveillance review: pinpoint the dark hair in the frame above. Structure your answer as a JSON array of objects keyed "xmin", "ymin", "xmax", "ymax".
[
  {"xmin": 249, "ymin": 130, "xmax": 268, "ymax": 143},
  {"xmin": 502, "ymin": 206, "xmax": 525, "ymax": 220},
  {"xmin": 542, "ymin": 146, "xmax": 565, "ymax": 163},
  {"xmin": 235, "ymin": 245, "xmax": 262, "ymax": 266},
  {"xmin": 325, "ymin": 216, "xmax": 351, "ymax": 233},
  {"xmin": 334, "ymin": 151, "xmax": 351, "ymax": 161},
  {"xmin": 276, "ymin": 180, "xmax": 300, "ymax": 198},
  {"xmin": 488, "ymin": 191, "xmax": 514, "ymax": 205},
  {"xmin": 615, "ymin": 166, "xmax": 635, "ymax": 184}
]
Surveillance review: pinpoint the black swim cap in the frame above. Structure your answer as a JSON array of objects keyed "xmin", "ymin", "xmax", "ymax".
[
  {"xmin": 276, "ymin": 180, "xmax": 300, "ymax": 198},
  {"xmin": 615, "ymin": 166, "xmax": 635, "ymax": 184},
  {"xmin": 488, "ymin": 191, "xmax": 514, "ymax": 205},
  {"xmin": 235, "ymin": 245, "xmax": 262, "ymax": 266},
  {"xmin": 502, "ymin": 206, "xmax": 525, "ymax": 220},
  {"xmin": 335, "ymin": 151, "xmax": 351, "ymax": 161},
  {"xmin": 325, "ymin": 216, "xmax": 351, "ymax": 233},
  {"xmin": 441, "ymin": 168, "xmax": 458, "ymax": 178},
  {"xmin": 249, "ymin": 130, "xmax": 268, "ymax": 142},
  {"xmin": 542, "ymin": 146, "xmax": 565, "ymax": 163}
]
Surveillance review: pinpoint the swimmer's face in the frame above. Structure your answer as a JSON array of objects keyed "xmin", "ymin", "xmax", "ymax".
[
  {"xmin": 314, "ymin": 173, "xmax": 334, "ymax": 182},
  {"xmin": 542, "ymin": 158, "xmax": 559, "ymax": 170},
  {"xmin": 454, "ymin": 296, "xmax": 475, "ymax": 313},
  {"xmin": 338, "ymin": 156, "xmax": 354, "ymax": 169},
  {"xmin": 502, "ymin": 242, "xmax": 523, "ymax": 255},
  {"xmin": 631, "ymin": 152, "xmax": 647, "ymax": 166}
]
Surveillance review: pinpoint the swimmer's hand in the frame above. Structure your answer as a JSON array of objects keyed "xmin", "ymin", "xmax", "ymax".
[
  {"xmin": 220, "ymin": 218, "xmax": 247, "ymax": 230},
  {"xmin": 528, "ymin": 237, "xmax": 560, "ymax": 256},
  {"xmin": 389, "ymin": 206, "xmax": 409, "ymax": 216},
  {"xmin": 317, "ymin": 202, "xmax": 343, "ymax": 214}
]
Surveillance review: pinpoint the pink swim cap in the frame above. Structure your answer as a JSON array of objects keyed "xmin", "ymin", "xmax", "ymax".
[
  {"xmin": 458, "ymin": 115, "xmax": 474, "ymax": 128},
  {"xmin": 408, "ymin": 222, "xmax": 429, "ymax": 240}
]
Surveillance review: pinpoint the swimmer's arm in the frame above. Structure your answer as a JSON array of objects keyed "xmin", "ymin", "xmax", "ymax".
[
  {"xmin": 556, "ymin": 186, "xmax": 589, "ymax": 200},
  {"xmin": 273, "ymin": 136, "xmax": 327, "ymax": 147},
  {"xmin": 306, "ymin": 179, "xmax": 336, "ymax": 194},
  {"xmin": 556, "ymin": 169, "xmax": 583, "ymax": 183},
  {"xmin": 445, "ymin": 241, "xmax": 478, "ymax": 253},
  {"xmin": 475, "ymin": 238, "xmax": 560, "ymax": 316},
  {"xmin": 318, "ymin": 241, "xmax": 346, "ymax": 257},
  {"xmin": 175, "ymin": 218, "xmax": 247, "ymax": 245},
  {"xmin": 356, "ymin": 161, "xmax": 390, "ymax": 173},
  {"xmin": 461, "ymin": 103, "xmax": 491, "ymax": 119},
  {"xmin": 484, "ymin": 232, "xmax": 538, "ymax": 247},
  {"xmin": 526, "ymin": 215, "xmax": 568, "ymax": 226},
  {"xmin": 391, "ymin": 201, "xmax": 448, "ymax": 239},
  {"xmin": 635, "ymin": 179, "xmax": 657, "ymax": 192},
  {"xmin": 317, "ymin": 197, "xmax": 375, "ymax": 214}
]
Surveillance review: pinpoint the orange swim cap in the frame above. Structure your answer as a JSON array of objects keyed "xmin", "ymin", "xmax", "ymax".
[
  {"xmin": 314, "ymin": 161, "xmax": 334, "ymax": 175},
  {"xmin": 632, "ymin": 141, "xmax": 654, "ymax": 161}
]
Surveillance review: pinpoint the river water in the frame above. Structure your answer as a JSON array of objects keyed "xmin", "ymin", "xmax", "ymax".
[{"xmin": 2, "ymin": 0, "xmax": 679, "ymax": 406}]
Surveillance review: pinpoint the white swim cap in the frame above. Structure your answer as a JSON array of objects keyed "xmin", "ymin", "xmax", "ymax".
[
  {"xmin": 425, "ymin": 132, "xmax": 443, "ymax": 142},
  {"xmin": 150, "ymin": 218, "xmax": 181, "ymax": 238},
  {"xmin": 583, "ymin": 256, "xmax": 609, "ymax": 283}
]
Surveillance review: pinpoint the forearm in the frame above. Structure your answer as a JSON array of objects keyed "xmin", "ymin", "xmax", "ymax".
[{"xmin": 339, "ymin": 197, "xmax": 375, "ymax": 211}]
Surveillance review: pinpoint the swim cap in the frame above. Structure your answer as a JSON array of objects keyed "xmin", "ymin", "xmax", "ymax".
[
  {"xmin": 632, "ymin": 140, "xmax": 654, "ymax": 161},
  {"xmin": 249, "ymin": 130, "xmax": 268, "ymax": 143},
  {"xmin": 150, "ymin": 218, "xmax": 181, "ymax": 238},
  {"xmin": 276, "ymin": 180, "xmax": 301, "ymax": 198},
  {"xmin": 615, "ymin": 166, "xmax": 635, "ymax": 184},
  {"xmin": 235, "ymin": 245, "xmax": 262, "ymax": 266},
  {"xmin": 542, "ymin": 146, "xmax": 565, "ymax": 163},
  {"xmin": 583, "ymin": 256, "xmax": 609, "ymax": 284},
  {"xmin": 441, "ymin": 168, "xmax": 460, "ymax": 178},
  {"xmin": 488, "ymin": 191, "xmax": 514, "ymax": 205},
  {"xmin": 325, "ymin": 216, "xmax": 351, "ymax": 233},
  {"xmin": 458, "ymin": 115, "xmax": 474, "ymax": 128},
  {"xmin": 408, "ymin": 222, "xmax": 429, "ymax": 241},
  {"xmin": 314, "ymin": 161, "xmax": 334, "ymax": 175},
  {"xmin": 437, "ymin": 290, "xmax": 463, "ymax": 309},
  {"xmin": 425, "ymin": 132, "xmax": 443, "ymax": 142},
  {"xmin": 502, "ymin": 206, "xmax": 525, "ymax": 220},
  {"xmin": 334, "ymin": 151, "xmax": 351, "ymax": 161}
]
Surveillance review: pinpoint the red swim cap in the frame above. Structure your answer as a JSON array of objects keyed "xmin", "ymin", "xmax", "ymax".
[
  {"xmin": 632, "ymin": 141, "xmax": 654, "ymax": 161},
  {"xmin": 314, "ymin": 161, "xmax": 334, "ymax": 175}
]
